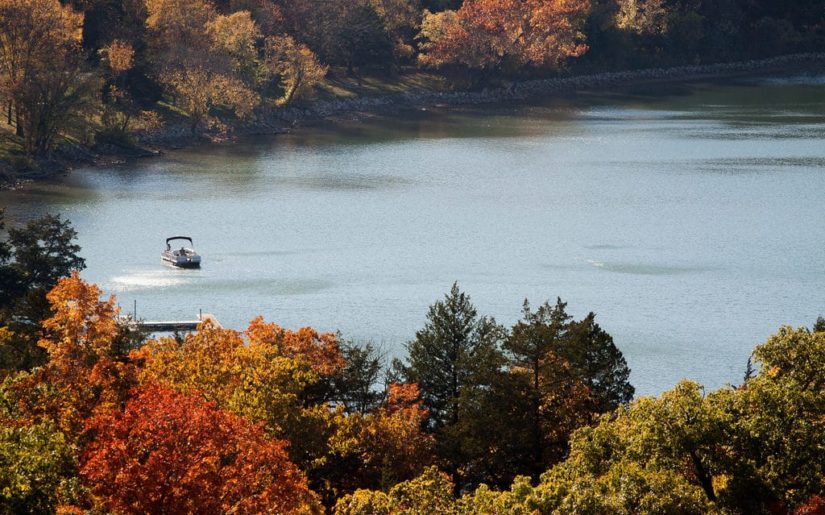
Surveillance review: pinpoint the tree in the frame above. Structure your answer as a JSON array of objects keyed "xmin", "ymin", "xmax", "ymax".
[
  {"xmin": 265, "ymin": 35, "xmax": 327, "ymax": 106},
  {"xmin": 400, "ymin": 283, "xmax": 503, "ymax": 430},
  {"xmin": 369, "ymin": 0, "xmax": 422, "ymax": 60},
  {"xmin": 729, "ymin": 327, "xmax": 825, "ymax": 511},
  {"xmin": 207, "ymin": 11, "xmax": 262, "ymax": 82},
  {"xmin": 99, "ymin": 40, "xmax": 139, "ymax": 139},
  {"xmin": 145, "ymin": 0, "xmax": 260, "ymax": 131},
  {"xmin": 133, "ymin": 317, "xmax": 345, "ymax": 486},
  {"xmin": 616, "ymin": 0, "xmax": 668, "ymax": 36},
  {"xmin": 565, "ymin": 312, "xmax": 634, "ymax": 411},
  {"xmin": 334, "ymin": 466, "xmax": 458, "ymax": 515},
  {"xmin": 281, "ymin": 0, "xmax": 394, "ymax": 74},
  {"xmin": 418, "ymin": 0, "xmax": 590, "ymax": 71},
  {"xmin": 500, "ymin": 299, "xmax": 632, "ymax": 480},
  {"xmin": 812, "ymin": 316, "xmax": 825, "ymax": 333},
  {"xmin": 397, "ymin": 283, "xmax": 505, "ymax": 487},
  {"xmin": 473, "ymin": 326, "xmax": 824, "ymax": 514},
  {"xmin": 0, "ymin": 421, "xmax": 74, "ymax": 515},
  {"xmin": 333, "ymin": 340, "xmax": 385, "ymax": 414},
  {"xmin": 80, "ymin": 384, "xmax": 319, "ymax": 514},
  {"xmin": 0, "ymin": 0, "xmax": 94, "ymax": 155},
  {"xmin": 0, "ymin": 212, "xmax": 86, "ymax": 373},
  {"xmin": 25, "ymin": 273, "xmax": 134, "ymax": 438},
  {"xmin": 162, "ymin": 66, "xmax": 258, "ymax": 131},
  {"xmin": 323, "ymin": 383, "xmax": 435, "ymax": 503}
]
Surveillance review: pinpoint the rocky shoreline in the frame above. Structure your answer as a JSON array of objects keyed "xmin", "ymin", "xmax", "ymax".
[{"xmin": 4, "ymin": 52, "xmax": 825, "ymax": 188}]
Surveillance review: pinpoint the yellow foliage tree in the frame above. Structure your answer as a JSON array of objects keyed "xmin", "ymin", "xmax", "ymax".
[
  {"xmin": 207, "ymin": 11, "xmax": 261, "ymax": 76},
  {"xmin": 163, "ymin": 67, "xmax": 259, "ymax": 131},
  {"xmin": 145, "ymin": 0, "xmax": 260, "ymax": 130},
  {"xmin": 0, "ymin": 0, "xmax": 92, "ymax": 154},
  {"xmin": 265, "ymin": 35, "xmax": 327, "ymax": 106}
]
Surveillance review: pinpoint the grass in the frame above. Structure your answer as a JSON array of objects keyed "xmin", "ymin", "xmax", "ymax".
[
  {"xmin": 0, "ymin": 124, "xmax": 23, "ymax": 161},
  {"xmin": 315, "ymin": 68, "xmax": 448, "ymax": 102}
]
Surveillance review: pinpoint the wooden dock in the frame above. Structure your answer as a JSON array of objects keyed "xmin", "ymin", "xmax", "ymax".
[{"xmin": 121, "ymin": 313, "xmax": 222, "ymax": 333}]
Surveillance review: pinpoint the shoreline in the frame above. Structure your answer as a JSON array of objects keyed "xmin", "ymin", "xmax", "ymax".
[{"xmin": 4, "ymin": 52, "xmax": 825, "ymax": 188}]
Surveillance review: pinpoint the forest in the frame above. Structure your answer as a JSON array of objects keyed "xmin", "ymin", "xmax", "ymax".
[
  {"xmin": 0, "ymin": 215, "xmax": 823, "ymax": 513},
  {"xmin": 1, "ymin": 0, "xmax": 825, "ymax": 163}
]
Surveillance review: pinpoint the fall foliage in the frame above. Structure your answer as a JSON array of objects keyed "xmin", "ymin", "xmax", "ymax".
[
  {"xmin": 418, "ymin": 0, "xmax": 589, "ymax": 70},
  {"xmin": 0, "ymin": 266, "xmax": 822, "ymax": 513},
  {"xmin": 265, "ymin": 35, "xmax": 328, "ymax": 105},
  {"xmin": 1, "ymin": 0, "xmax": 824, "ymax": 156},
  {"xmin": 81, "ymin": 384, "xmax": 319, "ymax": 514},
  {"xmin": 0, "ymin": 0, "xmax": 92, "ymax": 154}
]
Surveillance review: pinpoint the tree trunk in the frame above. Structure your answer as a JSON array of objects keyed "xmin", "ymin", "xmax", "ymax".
[
  {"xmin": 690, "ymin": 450, "xmax": 716, "ymax": 502},
  {"xmin": 15, "ymin": 110, "xmax": 23, "ymax": 137}
]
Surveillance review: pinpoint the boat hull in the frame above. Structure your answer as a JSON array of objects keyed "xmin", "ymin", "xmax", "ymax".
[{"xmin": 162, "ymin": 252, "xmax": 201, "ymax": 268}]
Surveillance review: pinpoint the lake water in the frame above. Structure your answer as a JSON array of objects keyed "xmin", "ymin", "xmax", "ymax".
[{"xmin": 3, "ymin": 76, "xmax": 825, "ymax": 396}]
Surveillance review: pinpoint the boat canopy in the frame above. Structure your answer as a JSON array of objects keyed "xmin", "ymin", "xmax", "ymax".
[{"xmin": 166, "ymin": 236, "xmax": 193, "ymax": 249}]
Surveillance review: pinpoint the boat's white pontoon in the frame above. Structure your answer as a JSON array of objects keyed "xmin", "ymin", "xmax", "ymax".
[{"xmin": 162, "ymin": 236, "xmax": 201, "ymax": 268}]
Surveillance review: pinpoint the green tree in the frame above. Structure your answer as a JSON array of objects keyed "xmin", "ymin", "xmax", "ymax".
[
  {"xmin": 396, "ymin": 283, "xmax": 504, "ymax": 486},
  {"xmin": 565, "ymin": 312, "xmax": 634, "ymax": 411},
  {"xmin": 333, "ymin": 340, "xmax": 385, "ymax": 414},
  {"xmin": 400, "ymin": 283, "xmax": 503, "ymax": 431},
  {"xmin": 0, "ymin": 212, "xmax": 85, "ymax": 373}
]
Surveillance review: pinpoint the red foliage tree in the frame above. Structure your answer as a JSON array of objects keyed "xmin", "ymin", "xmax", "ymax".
[{"xmin": 80, "ymin": 385, "xmax": 319, "ymax": 514}]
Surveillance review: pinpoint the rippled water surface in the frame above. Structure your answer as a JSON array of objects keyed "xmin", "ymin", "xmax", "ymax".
[{"xmin": 3, "ymin": 76, "xmax": 825, "ymax": 395}]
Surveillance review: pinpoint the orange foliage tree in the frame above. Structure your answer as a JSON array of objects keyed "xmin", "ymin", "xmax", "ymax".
[
  {"xmin": 4, "ymin": 272, "xmax": 134, "ymax": 439},
  {"xmin": 418, "ymin": 0, "xmax": 589, "ymax": 71},
  {"xmin": 80, "ymin": 384, "xmax": 318, "ymax": 514},
  {"xmin": 132, "ymin": 317, "xmax": 345, "ymax": 474},
  {"xmin": 324, "ymin": 383, "xmax": 434, "ymax": 498}
]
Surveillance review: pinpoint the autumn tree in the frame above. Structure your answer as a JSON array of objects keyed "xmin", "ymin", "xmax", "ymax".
[
  {"xmin": 615, "ymin": 0, "xmax": 669, "ymax": 36},
  {"xmin": 322, "ymin": 383, "xmax": 434, "ymax": 502},
  {"xmin": 418, "ymin": 0, "xmax": 590, "ymax": 72},
  {"xmin": 81, "ymin": 384, "xmax": 319, "ymax": 514},
  {"xmin": 369, "ymin": 0, "xmax": 422, "ymax": 60},
  {"xmin": 0, "ymin": 0, "xmax": 95, "ymax": 155},
  {"xmin": 133, "ymin": 317, "xmax": 345, "ymax": 486},
  {"xmin": 16, "ymin": 273, "xmax": 135, "ymax": 438},
  {"xmin": 207, "ymin": 10, "xmax": 262, "ymax": 83},
  {"xmin": 164, "ymin": 67, "xmax": 258, "ymax": 131},
  {"xmin": 334, "ymin": 466, "xmax": 458, "ymax": 515},
  {"xmin": 99, "ymin": 40, "xmax": 138, "ymax": 139},
  {"xmin": 265, "ymin": 35, "xmax": 327, "ymax": 106},
  {"xmin": 230, "ymin": 0, "xmax": 284, "ymax": 34},
  {"xmin": 145, "ymin": 0, "xmax": 260, "ymax": 131}
]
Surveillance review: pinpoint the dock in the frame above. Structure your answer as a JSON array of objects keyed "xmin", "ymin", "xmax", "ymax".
[{"xmin": 120, "ymin": 313, "xmax": 222, "ymax": 333}]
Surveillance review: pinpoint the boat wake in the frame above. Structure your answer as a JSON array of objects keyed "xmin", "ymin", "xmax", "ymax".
[{"xmin": 108, "ymin": 270, "xmax": 193, "ymax": 291}]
